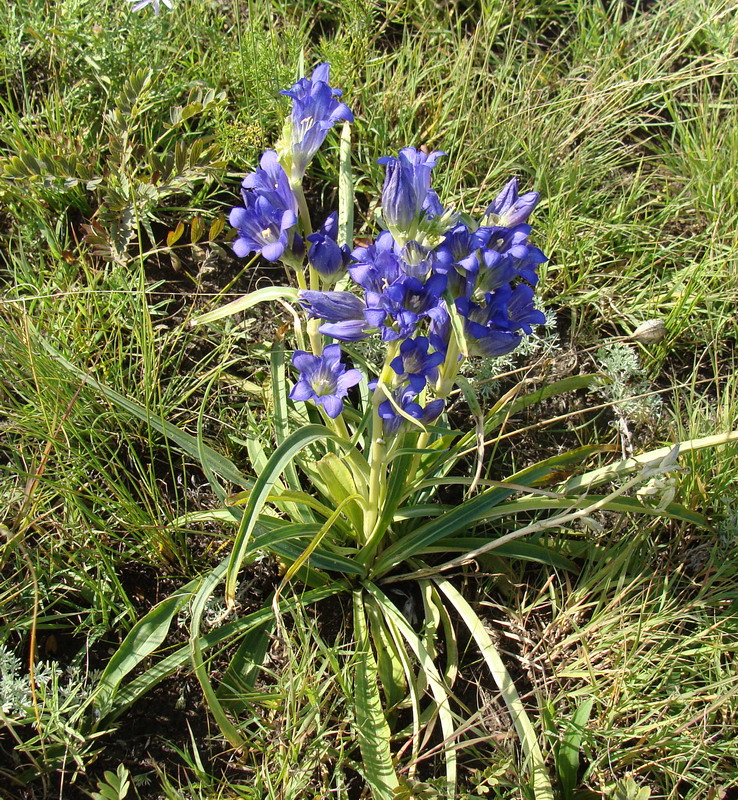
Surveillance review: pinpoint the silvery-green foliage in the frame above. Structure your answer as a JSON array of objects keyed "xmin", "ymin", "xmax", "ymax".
[
  {"xmin": 0, "ymin": 644, "xmax": 27, "ymax": 715},
  {"xmin": 0, "ymin": 644, "xmax": 95, "ymax": 723},
  {"xmin": 594, "ymin": 342, "xmax": 662, "ymax": 425}
]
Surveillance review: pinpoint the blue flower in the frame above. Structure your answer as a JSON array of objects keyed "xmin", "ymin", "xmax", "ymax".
[
  {"xmin": 458, "ymin": 295, "xmax": 523, "ymax": 357},
  {"xmin": 485, "ymin": 224, "xmax": 547, "ymax": 287},
  {"xmin": 435, "ymin": 224, "xmax": 493, "ymax": 276},
  {"xmin": 229, "ymin": 195, "xmax": 297, "ymax": 262},
  {"xmin": 390, "ymin": 336, "xmax": 445, "ymax": 393},
  {"xmin": 230, "ymin": 150, "xmax": 300, "ymax": 262},
  {"xmin": 507, "ymin": 283, "xmax": 547, "ymax": 334},
  {"xmin": 380, "ymin": 273, "xmax": 447, "ymax": 340},
  {"xmin": 279, "ymin": 64, "xmax": 354, "ymax": 180},
  {"xmin": 289, "ymin": 344, "xmax": 362, "ymax": 418},
  {"xmin": 349, "ymin": 231, "xmax": 402, "ymax": 292},
  {"xmin": 456, "ymin": 283, "xmax": 546, "ymax": 357},
  {"xmin": 378, "ymin": 147, "xmax": 445, "ymax": 233},
  {"xmin": 307, "ymin": 212, "xmax": 351, "ymax": 277},
  {"xmin": 378, "ymin": 388, "xmax": 444, "ymax": 434},
  {"xmin": 241, "ymin": 150, "xmax": 298, "ymax": 216},
  {"xmin": 475, "ymin": 250, "xmax": 519, "ymax": 295},
  {"xmin": 484, "ymin": 178, "xmax": 540, "ymax": 227},
  {"xmin": 299, "ymin": 290, "xmax": 375, "ymax": 341}
]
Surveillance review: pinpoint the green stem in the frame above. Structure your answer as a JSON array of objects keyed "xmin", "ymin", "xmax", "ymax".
[
  {"xmin": 291, "ymin": 261, "xmax": 307, "ymax": 291},
  {"xmin": 436, "ymin": 330, "xmax": 462, "ymax": 398},
  {"xmin": 291, "ymin": 182, "xmax": 318, "ymax": 290},
  {"xmin": 406, "ymin": 328, "xmax": 463, "ymax": 483},
  {"xmin": 359, "ymin": 342, "xmax": 400, "ymax": 556},
  {"xmin": 364, "ymin": 400, "xmax": 386, "ymax": 544},
  {"xmin": 306, "ymin": 317, "xmax": 323, "ymax": 356},
  {"xmin": 292, "ymin": 182, "xmax": 313, "ymax": 238}
]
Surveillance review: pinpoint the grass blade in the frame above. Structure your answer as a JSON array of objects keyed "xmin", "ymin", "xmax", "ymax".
[
  {"xmin": 352, "ymin": 591, "xmax": 399, "ymax": 800},
  {"xmin": 41, "ymin": 337, "xmax": 251, "ymax": 488},
  {"xmin": 190, "ymin": 286, "xmax": 299, "ymax": 326},
  {"xmin": 435, "ymin": 578, "xmax": 553, "ymax": 800}
]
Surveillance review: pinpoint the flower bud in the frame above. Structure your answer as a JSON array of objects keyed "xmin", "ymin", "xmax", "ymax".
[{"xmin": 630, "ymin": 319, "xmax": 667, "ymax": 345}]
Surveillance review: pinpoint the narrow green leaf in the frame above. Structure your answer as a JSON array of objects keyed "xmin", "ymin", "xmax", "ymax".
[
  {"xmin": 562, "ymin": 431, "xmax": 738, "ymax": 493},
  {"xmin": 217, "ymin": 618, "xmax": 274, "ymax": 712},
  {"xmin": 371, "ymin": 486, "xmax": 516, "ymax": 577},
  {"xmin": 270, "ymin": 345, "xmax": 308, "ymax": 521},
  {"xmin": 190, "ymin": 286, "xmax": 299, "ymax": 326},
  {"xmin": 197, "ymin": 377, "xmax": 229, "ymax": 503},
  {"xmin": 338, "ymin": 121, "xmax": 354, "ymax": 248},
  {"xmin": 559, "ymin": 697, "xmax": 594, "ymax": 800},
  {"xmin": 435, "ymin": 578, "xmax": 554, "ymax": 800},
  {"xmin": 92, "ymin": 584, "xmax": 195, "ymax": 716},
  {"xmin": 393, "ymin": 503, "xmax": 452, "ymax": 520},
  {"xmin": 279, "ymin": 494, "xmax": 361, "ymax": 585},
  {"xmin": 272, "ymin": 540, "xmax": 364, "ymax": 576},
  {"xmin": 190, "ymin": 568, "xmax": 246, "ymax": 749},
  {"xmin": 364, "ymin": 601, "xmax": 408, "ymax": 710},
  {"xmin": 40, "ymin": 339, "xmax": 251, "ymax": 489},
  {"xmin": 427, "ymin": 538, "xmax": 577, "ymax": 571},
  {"xmin": 353, "ymin": 591, "xmax": 399, "ymax": 800},
  {"xmin": 229, "ymin": 487, "xmax": 350, "ymax": 531},
  {"xmin": 107, "ymin": 584, "xmax": 346, "ymax": 722},
  {"xmin": 364, "ymin": 583, "xmax": 457, "ymax": 798}
]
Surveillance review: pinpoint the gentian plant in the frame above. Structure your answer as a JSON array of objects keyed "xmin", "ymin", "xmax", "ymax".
[{"xmin": 61, "ymin": 63, "xmax": 733, "ymax": 800}]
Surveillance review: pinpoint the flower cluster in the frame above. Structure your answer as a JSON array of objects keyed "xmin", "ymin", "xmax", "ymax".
[
  {"xmin": 229, "ymin": 64, "xmax": 352, "ymax": 263},
  {"xmin": 228, "ymin": 64, "xmax": 547, "ymax": 426},
  {"xmin": 277, "ymin": 63, "xmax": 354, "ymax": 182},
  {"xmin": 299, "ymin": 160, "xmax": 547, "ymax": 426},
  {"xmin": 229, "ymin": 150, "xmax": 298, "ymax": 262}
]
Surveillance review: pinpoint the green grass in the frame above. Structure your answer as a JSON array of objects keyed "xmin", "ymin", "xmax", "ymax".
[{"xmin": 1, "ymin": 0, "xmax": 737, "ymax": 797}]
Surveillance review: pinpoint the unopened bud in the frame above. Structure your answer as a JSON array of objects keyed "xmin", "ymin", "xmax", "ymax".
[{"xmin": 630, "ymin": 319, "xmax": 666, "ymax": 345}]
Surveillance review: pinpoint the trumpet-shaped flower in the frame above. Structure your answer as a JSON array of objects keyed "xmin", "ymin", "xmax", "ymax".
[
  {"xmin": 398, "ymin": 240, "xmax": 436, "ymax": 282},
  {"xmin": 241, "ymin": 150, "xmax": 297, "ymax": 216},
  {"xmin": 289, "ymin": 344, "xmax": 361, "ymax": 418},
  {"xmin": 279, "ymin": 64, "xmax": 354, "ymax": 180},
  {"xmin": 380, "ymin": 273, "xmax": 447, "ymax": 340},
  {"xmin": 484, "ymin": 178, "xmax": 540, "ymax": 227},
  {"xmin": 378, "ymin": 147, "xmax": 445, "ymax": 233},
  {"xmin": 390, "ymin": 336, "xmax": 445, "ymax": 392},
  {"xmin": 230, "ymin": 150, "xmax": 299, "ymax": 262},
  {"xmin": 349, "ymin": 232, "xmax": 402, "ymax": 292},
  {"xmin": 229, "ymin": 196, "xmax": 297, "ymax": 262},
  {"xmin": 307, "ymin": 212, "xmax": 351, "ymax": 277},
  {"xmin": 378, "ymin": 388, "xmax": 444, "ymax": 434},
  {"xmin": 435, "ymin": 224, "xmax": 493, "ymax": 276},
  {"xmin": 457, "ymin": 283, "xmax": 546, "ymax": 357},
  {"xmin": 299, "ymin": 290, "xmax": 375, "ymax": 341}
]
